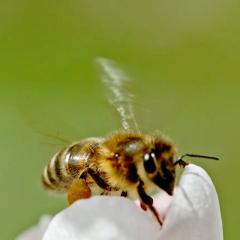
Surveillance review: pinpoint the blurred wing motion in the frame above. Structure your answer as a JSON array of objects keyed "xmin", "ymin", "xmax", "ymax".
[{"xmin": 96, "ymin": 57, "xmax": 139, "ymax": 131}]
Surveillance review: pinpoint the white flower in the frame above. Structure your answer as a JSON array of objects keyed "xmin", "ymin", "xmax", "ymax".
[
  {"xmin": 16, "ymin": 164, "xmax": 223, "ymax": 240},
  {"xmin": 16, "ymin": 215, "xmax": 52, "ymax": 240}
]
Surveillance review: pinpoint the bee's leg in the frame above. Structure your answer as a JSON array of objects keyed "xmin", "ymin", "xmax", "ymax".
[
  {"xmin": 174, "ymin": 159, "xmax": 188, "ymax": 168},
  {"xmin": 137, "ymin": 180, "xmax": 162, "ymax": 225},
  {"xmin": 121, "ymin": 191, "xmax": 128, "ymax": 197},
  {"xmin": 67, "ymin": 178, "xmax": 91, "ymax": 205},
  {"xmin": 140, "ymin": 202, "xmax": 147, "ymax": 211},
  {"xmin": 100, "ymin": 190, "xmax": 109, "ymax": 196},
  {"xmin": 80, "ymin": 167, "xmax": 112, "ymax": 191}
]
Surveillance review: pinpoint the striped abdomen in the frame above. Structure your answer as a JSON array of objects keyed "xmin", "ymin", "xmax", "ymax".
[{"xmin": 42, "ymin": 137, "xmax": 103, "ymax": 193}]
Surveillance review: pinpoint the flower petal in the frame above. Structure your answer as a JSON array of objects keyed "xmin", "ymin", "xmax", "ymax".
[
  {"xmin": 158, "ymin": 164, "xmax": 223, "ymax": 240},
  {"xmin": 16, "ymin": 215, "xmax": 52, "ymax": 240},
  {"xmin": 43, "ymin": 197, "xmax": 160, "ymax": 240},
  {"xmin": 19, "ymin": 164, "xmax": 222, "ymax": 240}
]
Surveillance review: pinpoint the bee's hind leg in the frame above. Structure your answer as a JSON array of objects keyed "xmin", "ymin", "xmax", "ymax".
[
  {"xmin": 137, "ymin": 180, "xmax": 162, "ymax": 225},
  {"xmin": 67, "ymin": 179, "xmax": 91, "ymax": 205}
]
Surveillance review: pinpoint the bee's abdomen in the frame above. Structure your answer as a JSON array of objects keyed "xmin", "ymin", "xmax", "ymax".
[
  {"xmin": 42, "ymin": 138, "xmax": 103, "ymax": 194},
  {"xmin": 42, "ymin": 150, "xmax": 72, "ymax": 193}
]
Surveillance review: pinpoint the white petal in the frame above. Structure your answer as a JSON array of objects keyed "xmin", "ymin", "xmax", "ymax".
[
  {"xmin": 158, "ymin": 164, "xmax": 223, "ymax": 240},
  {"xmin": 43, "ymin": 197, "xmax": 160, "ymax": 240},
  {"xmin": 16, "ymin": 215, "xmax": 52, "ymax": 240},
  {"xmin": 23, "ymin": 164, "xmax": 222, "ymax": 240}
]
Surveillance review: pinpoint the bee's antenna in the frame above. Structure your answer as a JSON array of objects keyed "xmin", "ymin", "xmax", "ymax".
[
  {"xmin": 180, "ymin": 154, "xmax": 219, "ymax": 161},
  {"xmin": 174, "ymin": 154, "xmax": 219, "ymax": 167}
]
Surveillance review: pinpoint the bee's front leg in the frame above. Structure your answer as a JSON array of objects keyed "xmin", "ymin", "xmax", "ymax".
[
  {"xmin": 137, "ymin": 180, "xmax": 162, "ymax": 225},
  {"xmin": 174, "ymin": 159, "xmax": 188, "ymax": 168}
]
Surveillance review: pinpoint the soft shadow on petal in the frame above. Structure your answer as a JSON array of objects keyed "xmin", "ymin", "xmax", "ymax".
[
  {"xmin": 16, "ymin": 215, "xmax": 52, "ymax": 240},
  {"xmin": 43, "ymin": 197, "xmax": 161, "ymax": 240},
  {"xmin": 158, "ymin": 164, "xmax": 223, "ymax": 240}
]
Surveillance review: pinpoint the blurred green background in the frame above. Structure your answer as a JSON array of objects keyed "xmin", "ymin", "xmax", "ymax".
[{"xmin": 0, "ymin": 0, "xmax": 239, "ymax": 239}]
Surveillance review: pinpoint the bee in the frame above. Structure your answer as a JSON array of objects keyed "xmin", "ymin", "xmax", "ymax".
[{"xmin": 42, "ymin": 58, "xmax": 219, "ymax": 225}]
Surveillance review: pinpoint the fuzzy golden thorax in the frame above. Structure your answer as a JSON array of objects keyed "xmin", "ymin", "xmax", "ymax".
[{"xmin": 99, "ymin": 131, "xmax": 177, "ymax": 196}]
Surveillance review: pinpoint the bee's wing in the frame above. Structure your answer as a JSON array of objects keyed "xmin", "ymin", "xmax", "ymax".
[
  {"xmin": 96, "ymin": 57, "xmax": 139, "ymax": 131},
  {"xmin": 19, "ymin": 105, "xmax": 76, "ymax": 152}
]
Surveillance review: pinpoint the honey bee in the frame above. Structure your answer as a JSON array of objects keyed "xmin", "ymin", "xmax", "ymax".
[{"xmin": 42, "ymin": 58, "xmax": 218, "ymax": 225}]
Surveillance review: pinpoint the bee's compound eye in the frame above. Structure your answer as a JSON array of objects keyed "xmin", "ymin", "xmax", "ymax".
[{"xmin": 143, "ymin": 152, "xmax": 157, "ymax": 173}]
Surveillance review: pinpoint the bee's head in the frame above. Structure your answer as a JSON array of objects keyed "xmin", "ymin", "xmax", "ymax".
[{"xmin": 143, "ymin": 140, "xmax": 176, "ymax": 195}]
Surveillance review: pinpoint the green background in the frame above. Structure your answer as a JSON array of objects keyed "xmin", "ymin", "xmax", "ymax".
[{"xmin": 0, "ymin": 1, "xmax": 239, "ymax": 239}]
